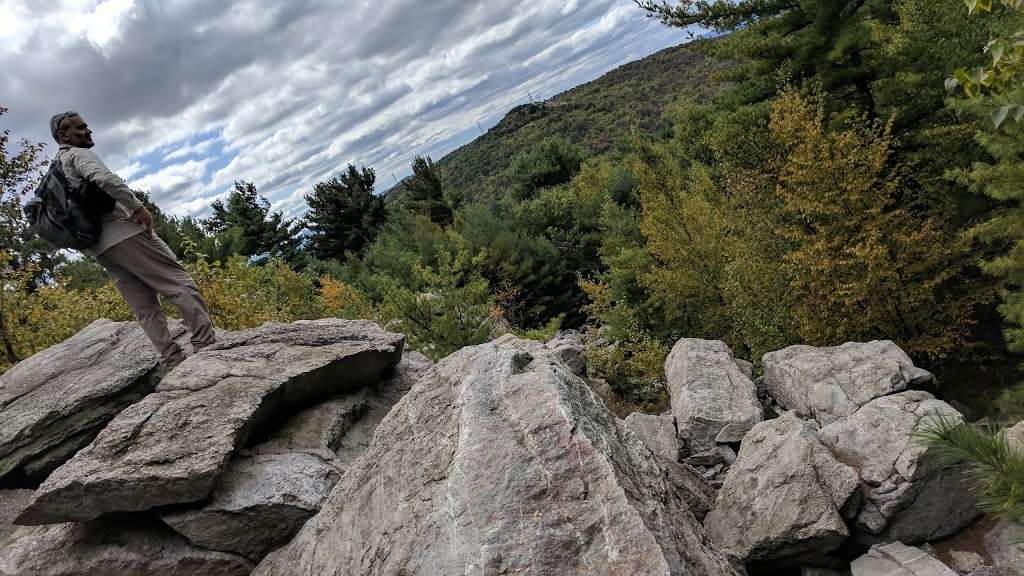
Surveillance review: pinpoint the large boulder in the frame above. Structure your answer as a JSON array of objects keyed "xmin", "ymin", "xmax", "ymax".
[
  {"xmin": 159, "ymin": 452, "xmax": 340, "ymax": 561},
  {"xmin": 0, "ymin": 514, "xmax": 253, "ymax": 576},
  {"xmin": 16, "ymin": 319, "xmax": 404, "ymax": 525},
  {"xmin": 0, "ymin": 491, "xmax": 32, "ymax": 545},
  {"xmin": 850, "ymin": 542, "xmax": 956, "ymax": 576},
  {"xmin": 0, "ymin": 320, "xmax": 181, "ymax": 480},
  {"xmin": 704, "ymin": 413, "xmax": 860, "ymax": 562},
  {"xmin": 253, "ymin": 335, "xmax": 740, "ymax": 576},
  {"xmin": 624, "ymin": 412, "xmax": 679, "ymax": 463},
  {"xmin": 984, "ymin": 520, "xmax": 1024, "ymax": 576},
  {"xmin": 762, "ymin": 341, "xmax": 935, "ymax": 427},
  {"xmin": 666, "ymin": 338, "xmax": 762, "ymax": 453},
  {"xmin": 1005, "ymin": 421, "xmax": 1024, "ymax": 453},
  {"xmin": 817, "ymin": 391, "xmax": 979, "ymax": 544}
]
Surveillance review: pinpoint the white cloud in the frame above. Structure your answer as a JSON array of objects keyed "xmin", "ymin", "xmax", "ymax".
[{"xmin": 2, "ymin": 0, "xmax": 689, "ymax": 218}]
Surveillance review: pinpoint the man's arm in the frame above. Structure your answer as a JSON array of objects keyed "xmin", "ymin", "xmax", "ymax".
[
  {"xmin": 66, "ymin": 148, "xmax": 144, "ymax": 212},
  {"xmin": 66, "ymin": 148, "xmax": 153, "ymax": 233}
]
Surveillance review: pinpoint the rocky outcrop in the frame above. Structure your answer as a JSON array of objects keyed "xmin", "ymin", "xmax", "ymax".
[
  {"xmin": 0, "ymin": 491, "xmax": 32, "ymax": 545},
  {"xmin": 0, "ymin": 514, "xmax": 253, "ymax": 576},
  {"xmin": 0, "ymin": 320, "xmax": 182, "ymax": 481},
  {"xmin": 984, "ymin": 520, "xmax": 1024, "ymax": 576},
  {"xmin": 762, "ymin": 341, "xmax": 935, "ymax": 427},
  {"xmin": 16, "ymin": 319, "xmax": 404, "ymax": 525},
  {"xmin": 159, "ymin": 452, "xmax": 340, "ymax": 561},
  {"xmin": 704, "ymin": 413, "xmax": 860, "ymax": 562},
  {"xmin": 666, "ymin": 338, "xmax": 762, "ymax": 453},
  {"xmin": 625, "ymin": 412, "xmax": 678, "ymax": 463},
  {"xmin": 546, "ymin": 330, "xmax": 587, "ymax": 377},
  {"xmin": 254, "ymin": 335, "xmax": 739, "ymax": 576},
  {"xmin": 1005, "ymin": 420, "xmax": 1024, "ymax": 453},
  {"xmin": 817, "ymin": 391, "xmax": 979, "ymax": 544},
  {"xmin": 850, "ymin": 542, "xmax": 956, "ymax": 576}
]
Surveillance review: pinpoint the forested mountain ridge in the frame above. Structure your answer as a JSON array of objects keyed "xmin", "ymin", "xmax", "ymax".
[{"xmin": 431, "ymin": 42, "xmax": 727, "ymax": 202}]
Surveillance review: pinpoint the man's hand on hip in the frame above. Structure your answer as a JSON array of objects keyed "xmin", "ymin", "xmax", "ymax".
[{"xmin": 131, "ymin": 206, "xmax": 155, "ymax": 235}]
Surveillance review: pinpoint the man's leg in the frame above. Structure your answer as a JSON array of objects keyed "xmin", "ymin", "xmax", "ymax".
[
  {"xmin": 95, "ymin": 248, "xmax": 181, "ymax": 361},
  {"xmin": 99, "ymin": 233, "xmax": 216, "ymax": 349}
]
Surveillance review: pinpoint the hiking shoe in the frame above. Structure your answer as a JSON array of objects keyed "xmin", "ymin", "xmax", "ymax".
[
  {"xmin": 192, "ymin": 338, "xmax": 216, "ymax": 354},
  {"xmin": 154, "ymin": 351, "xmax": 187, "ymax": 381}
]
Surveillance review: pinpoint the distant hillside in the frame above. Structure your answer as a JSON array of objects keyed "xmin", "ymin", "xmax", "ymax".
[{"xmin": 431, "ymin": 41, "xmax": 727, "ymax": 202}]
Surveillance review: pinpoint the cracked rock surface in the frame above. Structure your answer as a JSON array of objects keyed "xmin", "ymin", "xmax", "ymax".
[
  {"xmin": 817, "ymin": 391, "xmax": 979, "ymax": 544},
  {"xmin": 254, "ymin": 334, "xmax": 739, "ymax": 576},
  {"xmin": 0, "ymin": 513, "xmax": 254, "ymax": 576},
  {"xmin": 16, "ymin": 319, "xmax": 404, "ymax": 525},
  {"xmin": 704, "ymin": 413, "xmax": 859, "ymax": 562},
  {"xmin": 666, "ymin": 338, "xmax": 762, "ymax": 454},
  {"xmin": 762, "ymin": 341, "xmax": 934, "ymax": 427},
  {"xmin": 0, "ymin": 320, "xmax": 182, "ymax": 481}
]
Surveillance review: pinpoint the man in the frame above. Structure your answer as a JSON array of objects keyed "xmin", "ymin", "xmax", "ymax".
[{"xmin": 49, "ymin": 111, "xmax": 215, "ymax": 374}]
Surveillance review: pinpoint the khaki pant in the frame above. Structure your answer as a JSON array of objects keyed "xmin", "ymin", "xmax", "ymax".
[{"xmin": 96, "ymin": 232, "xmax": 215, "ymax": 361}]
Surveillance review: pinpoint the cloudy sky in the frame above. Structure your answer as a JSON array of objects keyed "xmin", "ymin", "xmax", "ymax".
[{"xmin": 1, "ymin": 0, "xmax": 689, "ymax": 219}]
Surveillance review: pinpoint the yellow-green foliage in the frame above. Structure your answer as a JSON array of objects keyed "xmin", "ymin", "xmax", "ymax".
[
  {"xmin": 771, "ymin": 90, "xmax": 990, "ymax": 360},
  {"xmin": 0, "ymin": 252, "xmax": 380, "ymax": 374},
  {"xmin": 0, "ymin": 252, "xmax": 132, "ymax": 371},
  {"xmin": 186, "ymin": 256, "xmax": 323, "ymax": 330}
]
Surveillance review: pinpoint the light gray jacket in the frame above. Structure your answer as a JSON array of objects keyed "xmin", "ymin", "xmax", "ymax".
[{"xmin": 56, "ymin": 144, "xmax": 146, "ymax": 255}]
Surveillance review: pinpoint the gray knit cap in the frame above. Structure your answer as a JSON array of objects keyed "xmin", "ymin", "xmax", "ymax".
[{"xmin": 49, "ymin": 111, "xmax": 78, "ymax": 142}]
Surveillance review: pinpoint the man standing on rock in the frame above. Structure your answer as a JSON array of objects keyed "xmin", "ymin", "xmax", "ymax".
[{"xmin": 49, "ymin": 111, "xmax": 215, "ymax": 375}]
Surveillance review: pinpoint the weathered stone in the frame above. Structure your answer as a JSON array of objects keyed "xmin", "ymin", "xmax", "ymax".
[
  {"xmin": 624, "ymin": 412, "xmax": 678, "ymax": 463},
  {"xmin": 1004, "ymin": 421, "xmax": 1024, "ymax": 453},
  {"xmin": 0, "ymin": 514, "xmax": 253, "ymax": 576},
  {"xmin": 704, "ymin": 413, "xmax": 860, "ymax": 562},
  {"xmin": 946, "ymin": 551, "xmax": 985, "ymax": 574},
  {"xmin": 248, "ymin": 393, "xmax": 370, "ymax": 456},
  {"xmin": 686, "ymin": 445, "xmax": 736, "ymax": 468},
  {"xmin": 817, "ymin": 391, "xmax": 979, "ymax": 544},
  {"xmin": 0, "ymin": 491, "xmax": 32, "ymax": 545},
  {"xmin": 984, "ymin": 520, "xmax": 1024, "ymax": 576},
  {"xmin": 666, "ymin": 338, "xmax": 762, "ymax": 453},
  {"xmin": 734, "ymin": 358, "xmax": 753, "ymax": 380},
  {"xmin": 0, "ymin": 320, "xmax": 182, "ymax": 480},
  {"xmin": 16, "ymin": 319, "xmax": 404, "ymax": 525},
  {"xmin": 546, "ymin": 330, "xmax": 587, "ymax": 377},
  {"xmin": 254, "ymin": 335, "xmax": 740, "ymax": 576},
  {"xmin": 329, "ymin": 350, "xmax": 433, "ymax": 469},
  {"xmin": 851, "ymin": 542, "xmax": 957, "ymax": 576},
  {"xmin": 159, "ymin": 452, "xmax": 340, "ymax": 561},
  {"xmin": 763, "ymin": 340, "xmax": 935, "ymax": 427}
]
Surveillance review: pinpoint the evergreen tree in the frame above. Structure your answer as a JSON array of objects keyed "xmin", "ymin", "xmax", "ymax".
[
  {"xmin": 507, "ymin": 137, "xmax": 583, "ymax": 201},
  {"xmin": 304, "ymin": 164, "xmax": 385, "ymax": 261},
  {"xmin": 400, "ymin": 156, "xmax": 454, "ymax": 225},
  {"xmin": 205, "ymin": 180, "xmax": 301, "ymax": 263}
]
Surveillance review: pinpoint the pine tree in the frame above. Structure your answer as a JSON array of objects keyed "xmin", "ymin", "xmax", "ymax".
[
  {"xmin": 304, "ymin": 164, "xmax": 385, "ymax": 261},
  {"xmin": 205, "ymin": 180, "xmax": 301, "ymax": 263},
  {"xmin": 400, "ymin": 156, "xmax": 454, "ymax": 225}
]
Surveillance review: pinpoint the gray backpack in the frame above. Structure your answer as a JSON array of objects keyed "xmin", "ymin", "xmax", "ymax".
[{"xmin": 23, "ymin": 153, "xmax": 108, "ymax": 250}]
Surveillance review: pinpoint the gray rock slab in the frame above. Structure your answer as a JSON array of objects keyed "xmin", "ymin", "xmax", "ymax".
[
  {"xmin": 0, "ymin": 320, "xmax": 182, "ymax": 480},
  {"xmin": 0, "ymin": 491, "xmax": 32, "ymax": 545},
  {"xmin": 666, "ymin": 338, "xmax": 762, "ymax": 453},
  {"xmin": 160, "ymin": 451, "xmax": 340, "ymax": 561},
  {"xmin": 547, "ymin": 330, "xmax": 588, "ymax": 377},
  {"xmin": 851, "ymin": 542, "xmax": 957, "ymax": 576},
  {"xmin": 984, "ymin": 520, "xmax": 1024, "ymax": 576},
  {"xmin": 763, "ymin": 340, "xmax": 935, "ymax": 427},
  {"xmin": 1005, "ymin": 421, "xmax": 1024, "ymax": 453},
  {"xmin": 704, "ymin": 413, "xmax": 860, "ymax": 562},
  {"xmin": 0, "ymin": 514, "xmax": 253, "ymax": 576},
  {"xmin": 249, "ymin": 393, "xmax": 370, "ymax": 456},
  {"xmin": 818, "ymin": 391, "xmax": 979, "ymax": 544},
  {"xmin": 253, "ymin": 334, "xmax": 740, "ymax": 576},
  {"xmin": 16, "ymin": 319, "xmax": 404, "ymax": 525},
  {"xmin": 625, "ymin": 412, "xmax": 678, "ymax": 463}
]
